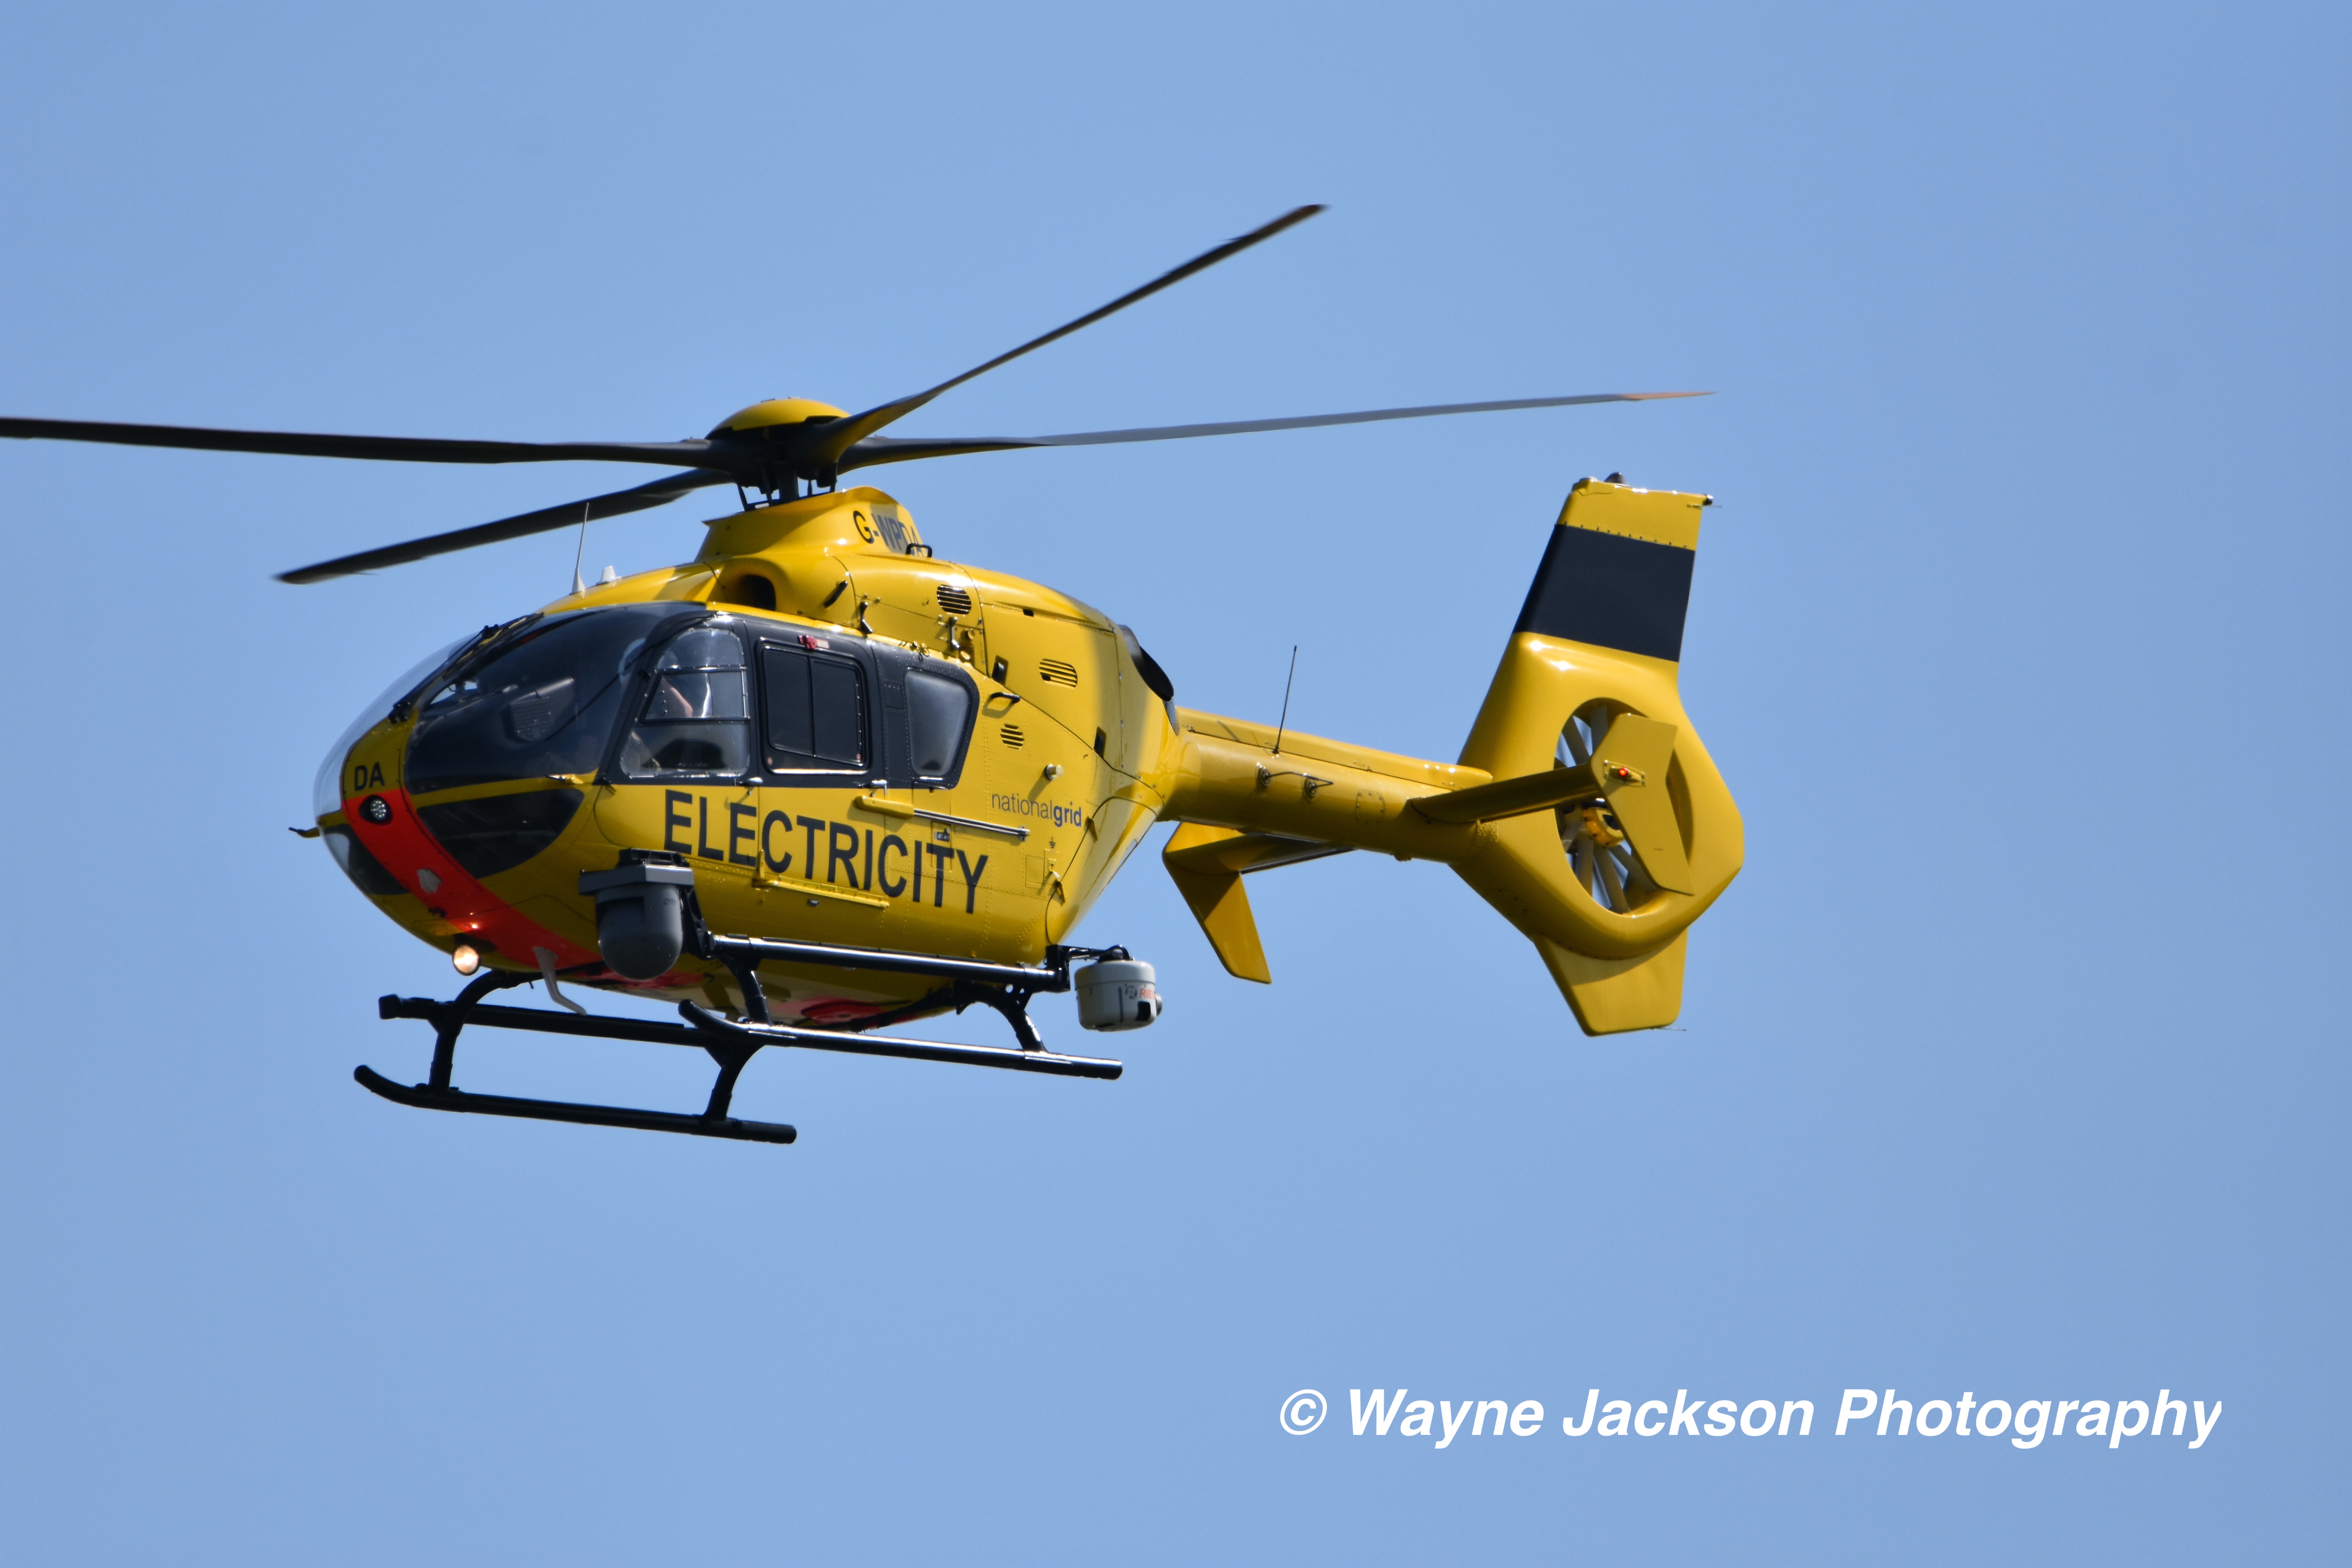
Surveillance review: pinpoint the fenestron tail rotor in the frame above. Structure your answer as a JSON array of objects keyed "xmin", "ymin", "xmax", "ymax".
[
  {"xmin": 1553, "ymin": 700, "xmax": 1697, "ymax": 910},
  {"xmin": 0, "ymin": 204, "xmax": 1711, "ymax": 582},
  {"xmin": 1559, "ymin": 703, "xmax": 1654, "ymax": 914}
]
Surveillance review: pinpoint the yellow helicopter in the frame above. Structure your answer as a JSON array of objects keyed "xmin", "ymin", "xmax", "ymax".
[{"xmin": 2, "ymin": 206, "xmax": 1742, "ymax": 1145}]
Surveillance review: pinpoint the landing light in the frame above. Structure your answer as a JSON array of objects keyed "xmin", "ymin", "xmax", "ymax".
[{"xmin": 451, "ymin": 942, "xmax": 483, "ymax": 976}]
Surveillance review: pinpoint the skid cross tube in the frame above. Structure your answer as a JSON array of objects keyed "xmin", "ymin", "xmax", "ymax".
[{"xmin": 432, "ymin": 968, "xmax": 528, "ymax": 1087}]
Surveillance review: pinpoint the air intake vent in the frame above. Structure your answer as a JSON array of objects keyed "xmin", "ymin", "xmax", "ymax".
[
  {"xmin": 936, "ymin": 585, "xmax": 973, "ymax": 616},
  {"xmin": 1039, "ymin": 658, "xmax": 1079, "ymax": 686},
  {"xmin": 1000, "ymin": 723, "xmax": 1025, "ymax": 748}
]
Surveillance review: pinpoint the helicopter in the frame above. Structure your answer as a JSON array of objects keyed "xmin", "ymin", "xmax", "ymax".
[{"xmin": 1, "ymin": 205, "xmax": 1742, "ymax": 1146}]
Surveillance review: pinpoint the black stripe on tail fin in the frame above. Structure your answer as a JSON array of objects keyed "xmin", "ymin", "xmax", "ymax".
[{"xmin": 1512, "ymin": 478, "xmax": 1707, "ymax": 662}]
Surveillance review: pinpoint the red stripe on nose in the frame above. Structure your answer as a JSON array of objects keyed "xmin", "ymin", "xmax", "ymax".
[{"xmin": 345, "ymin": 790, "xmax": 598, "ymax": 970}]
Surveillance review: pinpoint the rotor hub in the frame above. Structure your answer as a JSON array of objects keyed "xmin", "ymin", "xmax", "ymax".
[{"xmin": 707, "ymin": 397, "xmax": 847, "ymax": 437}]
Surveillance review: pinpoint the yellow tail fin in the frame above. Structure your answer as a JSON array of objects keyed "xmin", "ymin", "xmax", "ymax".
[{"xmin": 1450, "ymin": 479, "xmax": 1742, "ymax": 1033}]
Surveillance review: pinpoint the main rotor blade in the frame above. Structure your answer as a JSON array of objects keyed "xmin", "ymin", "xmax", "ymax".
[
  {"xmin": 835, "ymin": 390, "xmax": 1708, "ymax": 472},
  {"xmin": 278, "ymin": 469, "xmax": 731, "ymax": 584},
  {"xmin": 798, "ymin": 205, "xmax": 1326, "ymax": 471},
  {"xmin": 0, "ymin": 414, "xmax": 717, "ymax": 469}
]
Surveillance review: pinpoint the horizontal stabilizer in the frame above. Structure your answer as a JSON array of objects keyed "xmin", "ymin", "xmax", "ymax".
[
  {"xmin": 1161, "ymin": 827, "xmax": 1350, "ymax": 876},
  {"xmin": 1410, "ymin": 768, "xmax": 1604, "ymax": 824}
]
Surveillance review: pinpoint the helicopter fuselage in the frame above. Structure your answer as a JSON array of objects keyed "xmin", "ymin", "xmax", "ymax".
[
  {"xmin": 316, "ymin": 477, "xmax": 1740, "ymax": 1042},
  {"xmin": 314, "ymin": 485, "xmax": 1489, "ymax": 1026}
]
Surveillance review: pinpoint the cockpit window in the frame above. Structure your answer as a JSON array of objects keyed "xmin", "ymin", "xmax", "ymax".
[
  {"xmin": 404, "ymin": 604, "xmax": 698, "ymax": 795},
  {"xmin": 616, "ymin": 624, "xmax": 753, "ymax": 780}
]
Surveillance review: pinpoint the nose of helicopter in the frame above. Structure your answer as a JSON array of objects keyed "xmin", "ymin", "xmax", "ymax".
[
  {"xmin": 311, "ymin": 636, "xmax": 471, "ymax": 825},
  {"xmin": 337, "ymin": 779, "xmax": 604, "ymax": 976},
  {"xmin": 308, "ymin": 609, "xmax": 705, "ymax": 980}
]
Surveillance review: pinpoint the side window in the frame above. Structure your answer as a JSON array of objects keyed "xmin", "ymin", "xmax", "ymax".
[
  {"xmin": 762, "ymin": 642, "xmax": 868, "ymax": 775},
  {"xmin": 616, "ymin": 625, "xmax": 752, "ymax": 779},
  {"xmin": 904, "ymin": 666, "xmax": 976, "ymax": 782}
]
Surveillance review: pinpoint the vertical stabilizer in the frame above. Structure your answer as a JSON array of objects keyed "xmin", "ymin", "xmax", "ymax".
[{"xmin": 1452, "ymin": 479, "xmax": 1742, "ymax": 1034}]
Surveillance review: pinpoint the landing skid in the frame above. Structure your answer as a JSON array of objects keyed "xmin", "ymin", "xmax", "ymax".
[
  {"xmin": 354, "ymin": 938, "xmax": 1128, "ymax": 1144},
  {"xmin": 354, "ymin": 1065, "xmax": 800, "ymax": 1143}
]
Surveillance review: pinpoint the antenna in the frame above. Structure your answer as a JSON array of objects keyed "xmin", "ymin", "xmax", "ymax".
[
  {"xmin": 1273, "ymin": 645, "xmax": 1298, "ymax": 756},
  {"xmin": 570, "ymin": 502, "xmax": 590, "ymax": 596}
]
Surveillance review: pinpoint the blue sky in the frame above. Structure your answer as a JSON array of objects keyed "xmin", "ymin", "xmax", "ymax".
[{"xmin": 0, "ymin": 3, "xmax": 2344, "ymax": 1562}]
